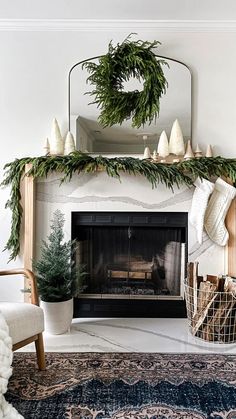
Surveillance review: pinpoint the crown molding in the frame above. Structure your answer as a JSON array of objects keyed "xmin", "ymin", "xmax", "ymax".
[{"xmin": 1, "ymin": 19, "xmax": 236, "ymax": 32}]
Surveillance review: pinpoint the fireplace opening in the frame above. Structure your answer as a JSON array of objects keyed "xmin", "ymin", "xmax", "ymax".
[{"xmin": 72, "ymin": 212, "xmax": 188, "ymax": 318}]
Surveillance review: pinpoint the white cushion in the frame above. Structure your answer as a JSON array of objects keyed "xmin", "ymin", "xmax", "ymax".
[{"xmin": 0, "ymin": 303, "xmax": 44, "ymax": 345}]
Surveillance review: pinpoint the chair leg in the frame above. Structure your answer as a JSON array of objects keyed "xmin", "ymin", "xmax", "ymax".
[{"xmin": 35, "ymin": 333, "xmax": 46, "ymax": 370}]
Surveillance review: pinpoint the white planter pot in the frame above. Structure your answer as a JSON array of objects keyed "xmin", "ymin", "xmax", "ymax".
[{"xmin": 40, "ymin": 298, "xmax": 73, "ymax": 335}]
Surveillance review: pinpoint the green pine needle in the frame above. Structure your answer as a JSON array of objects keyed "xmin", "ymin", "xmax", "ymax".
[
  {"xmin": 83, "ymin": 36, "xmax": 168, "ymax": 128},
  {"xmin": 33, "ymin": 209, "xmax": 87, "ymax": 302},
  {"xmin": 1, "ymin": 152, "xmax": 236, "ymax": 260}
]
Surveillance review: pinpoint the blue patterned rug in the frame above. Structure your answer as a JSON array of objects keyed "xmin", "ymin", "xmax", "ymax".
[{"xmin": 5, "ymin": 352, "xmax": 236, "ymax": 418}]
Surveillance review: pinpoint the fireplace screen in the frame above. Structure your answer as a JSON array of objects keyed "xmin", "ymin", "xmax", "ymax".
[{"xmin": 73, "ymin": 214, "xmax": 187, "ymax": 299}]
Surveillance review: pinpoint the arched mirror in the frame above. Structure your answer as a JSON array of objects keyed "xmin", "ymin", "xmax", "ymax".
[{"xmin": 68, "ymin": 56, "xmax": 192, "ymax": 154}]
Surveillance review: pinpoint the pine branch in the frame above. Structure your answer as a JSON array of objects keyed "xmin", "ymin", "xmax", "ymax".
[{"xmin": 1, "ymin": 153, "xmax": 236, "ymax": 260}]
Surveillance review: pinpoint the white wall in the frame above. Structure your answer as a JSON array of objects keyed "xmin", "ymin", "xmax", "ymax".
[
  {"xmin": 2, "ymin": 0, "xmax": 236, "ymax": 20},
  {"xmin": 1, "ymin": 21, "xmax": 236, "ymax": 299}
]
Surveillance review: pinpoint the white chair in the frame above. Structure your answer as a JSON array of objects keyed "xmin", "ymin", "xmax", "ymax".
[{"xmin": 0, "ymin": 268, "xmax": 46, "ymax": 370}]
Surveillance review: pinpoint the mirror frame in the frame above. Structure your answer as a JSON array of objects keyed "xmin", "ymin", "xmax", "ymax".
[{"xmin": 68, "ymin": 55, "xmax": 193, "ymax": 152}]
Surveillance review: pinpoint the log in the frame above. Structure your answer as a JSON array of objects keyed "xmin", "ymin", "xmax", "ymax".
[
  {"xmin": 108, "ymin": 270, "xmax": 152, "ymax": 280},
  {"xmin": 192, "ymin": 290, "xmax": 218, "ymax": 336},
  {"xmin": 186, "ymin": 262, "xmax": 194, "ymax": 320},
  {"xmin": 206, "ymin": 274, "xmax": 220, "ymax": 289},
  {"xmin": 218, "ymin": 276, "xmax": 226, "ymax": 292},
  {"xmin": 193, "ymin": 262, "xmax": 198, "ymax": 316},
  {"xmin": 197, "ymin": 281, "xmax": 217, "ymax": 313}
]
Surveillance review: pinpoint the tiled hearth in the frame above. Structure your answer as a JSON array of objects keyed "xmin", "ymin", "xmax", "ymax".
[{"xmin": 19, "ymin": 318, "xmax": 236, "ymax": 353}]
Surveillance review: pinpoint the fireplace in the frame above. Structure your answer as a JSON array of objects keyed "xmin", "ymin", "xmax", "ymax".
[{"xmin": 72, "ymin": 212, "xmax": 188, "ymax": 317}]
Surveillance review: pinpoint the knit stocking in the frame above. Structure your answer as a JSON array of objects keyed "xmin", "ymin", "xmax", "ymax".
[
  {"xmin": 204, "ymin": 177, "xmax": 236, "ymax": 246},
  {"xmin": 189, "ymin": 177, "xmax": 214, "ymax": 244}
]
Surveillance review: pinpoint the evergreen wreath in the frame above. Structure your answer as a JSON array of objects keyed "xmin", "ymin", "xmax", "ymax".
[
  {"xmin": 83, "ymin": 35, "xmax": 168, "ymax": 128},
  {"xmin": 2, "ymin": 152, "xmax": 236, "ymax": 261}
]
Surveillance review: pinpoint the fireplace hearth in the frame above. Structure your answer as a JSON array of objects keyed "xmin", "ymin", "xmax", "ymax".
[{"xmin": 72, "ymin": 212, "xmax": 188, "ymax": 317}]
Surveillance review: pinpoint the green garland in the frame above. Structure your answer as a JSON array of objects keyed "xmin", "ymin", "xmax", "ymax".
[
  {"xmin": 83, "ymin": 35, "xmax": 168, "ymax": 128},
  {"xmin": 1, "ymin": 152, "xmax": 236, "ymax": 261}
]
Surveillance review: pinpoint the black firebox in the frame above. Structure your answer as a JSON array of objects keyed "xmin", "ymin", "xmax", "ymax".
[{"xmin": 72, "ymin": 212, "xmax": 188, "ymax": 318}]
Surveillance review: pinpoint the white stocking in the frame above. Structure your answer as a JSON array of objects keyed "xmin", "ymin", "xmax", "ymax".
[
  {"xmin": 204, "ymin": 177, "xmax": 236, "ymax": 246},
  {"xmin": 189, "ymin": 177, "xmax": 214, "ymax": 244}
]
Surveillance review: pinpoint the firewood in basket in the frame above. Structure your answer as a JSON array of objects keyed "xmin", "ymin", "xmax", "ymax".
[
  {"xmin": 192, "ymin": 290, "xmax": 218, "ymax": 336},
  {"xmin": 197, "ymin": 292, "xmax": 236, "ymax": 342},
  {"xmin": 197, "ymin": 281, "xmax": 217, "ymax": 314}
]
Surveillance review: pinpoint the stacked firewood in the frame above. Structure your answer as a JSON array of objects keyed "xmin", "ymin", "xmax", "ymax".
[{"xmin": 185, "ymin": 262, "xmax": 236, "ymax": 343}]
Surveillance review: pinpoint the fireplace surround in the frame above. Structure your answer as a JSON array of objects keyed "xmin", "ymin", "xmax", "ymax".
[
  {"xmin": 72, "ymin": 211, "xmax": 188, "ymax": 317},
  {"xmin": 18, "ymin": 168, "xmax": 235, "ymax": 312}
]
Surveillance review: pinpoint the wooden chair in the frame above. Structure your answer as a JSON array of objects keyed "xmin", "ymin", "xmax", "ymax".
[{"xmin": 0, "ymin": 268, "xmax": 46, "ymax": 370}]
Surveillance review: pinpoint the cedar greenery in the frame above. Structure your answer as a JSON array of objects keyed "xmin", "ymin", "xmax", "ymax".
[
  {"xmin": 1, "ymin": 152, "xmax": 236, "ymax": 261},
  {"xmin": 83, "ymin": 35, "xmax": 168, "ymax": 128}
]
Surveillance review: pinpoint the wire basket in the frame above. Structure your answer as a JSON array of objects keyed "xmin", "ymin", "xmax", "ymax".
[{"xmin": 184, "ymin": 279, "xmax": 236, "ymax": 344}]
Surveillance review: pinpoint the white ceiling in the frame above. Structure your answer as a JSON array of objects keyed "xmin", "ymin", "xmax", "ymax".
[{"xmin": 1, "ymin": 0, "xmax": 236, "ymax": 20}]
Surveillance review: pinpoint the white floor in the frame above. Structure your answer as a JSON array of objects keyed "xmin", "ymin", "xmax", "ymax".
[{"xmin": 20, "ymin": 318, "xmax": 236, "ymax": 353}]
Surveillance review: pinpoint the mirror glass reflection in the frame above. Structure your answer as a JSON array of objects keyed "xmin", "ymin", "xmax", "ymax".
[{"xmin": 69, "ymin": 57, "xmax": 192, "ymax": 154}]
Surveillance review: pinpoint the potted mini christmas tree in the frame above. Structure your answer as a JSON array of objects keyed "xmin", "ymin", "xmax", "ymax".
[{"xmin": 34, "ymin": 209, "xmax": 86, "ymax": 334}]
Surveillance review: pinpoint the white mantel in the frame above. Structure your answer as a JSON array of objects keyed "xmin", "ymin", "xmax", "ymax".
[{"xmin": 35, "ymin": 171, "xmax": 226, "ymax": 277}]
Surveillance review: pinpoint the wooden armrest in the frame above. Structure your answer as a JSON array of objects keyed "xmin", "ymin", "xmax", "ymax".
[{"xmin": 0, "ymin": 268, "xmax": 39, "ymax": 306}]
